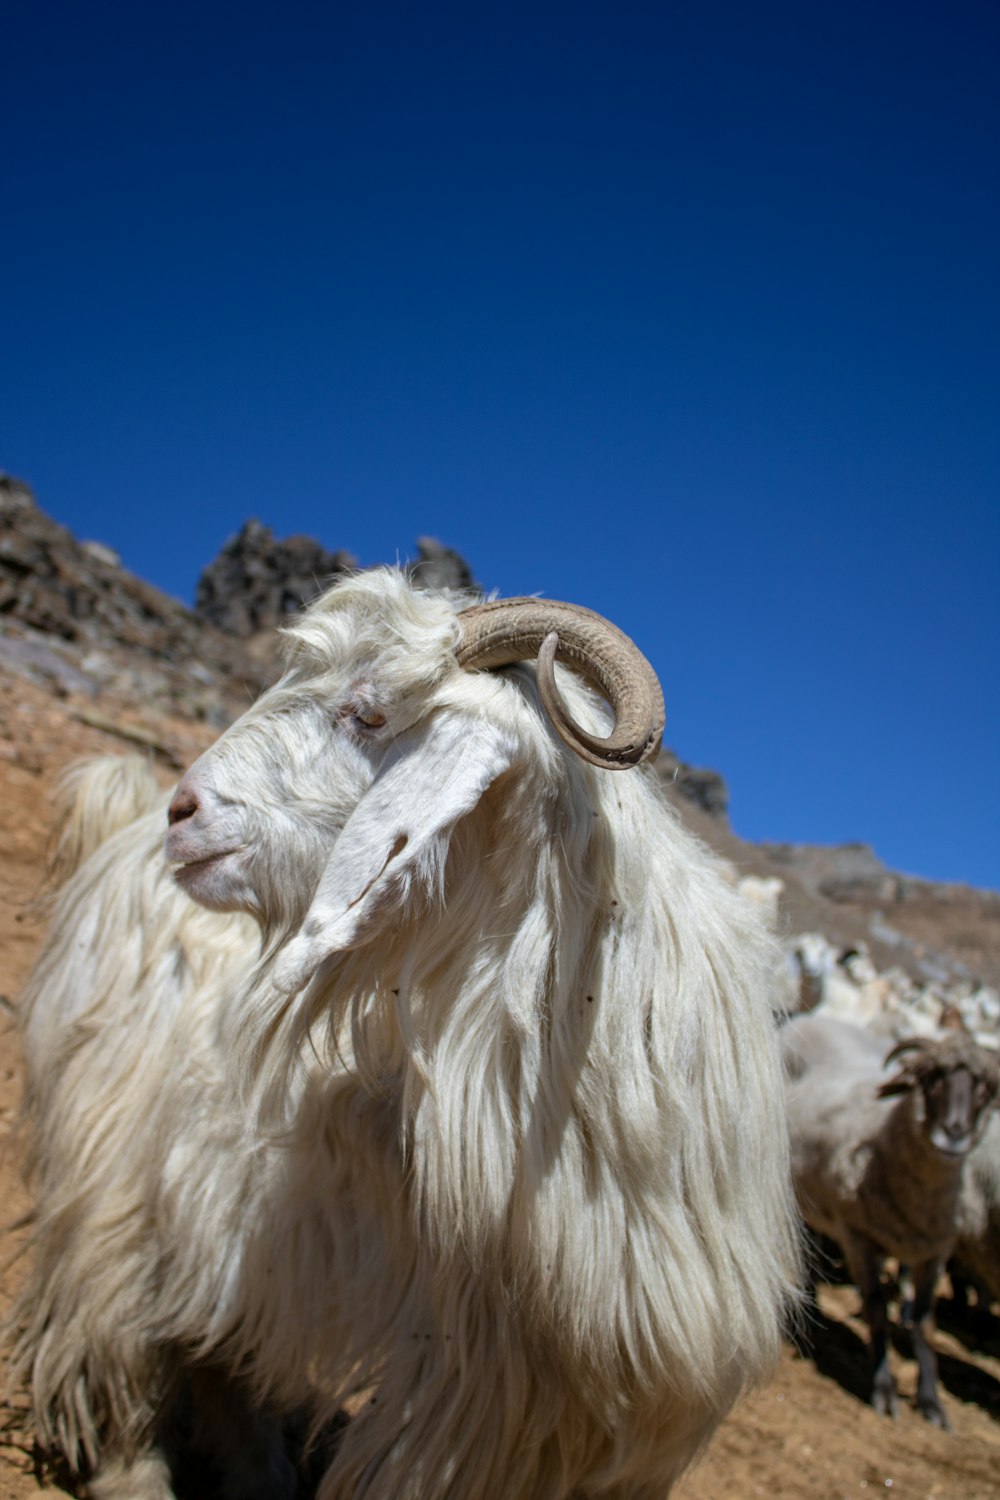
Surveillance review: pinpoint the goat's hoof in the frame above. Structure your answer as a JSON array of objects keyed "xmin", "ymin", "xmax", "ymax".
[
  {"xmin": 871, "ymin": 1390, "xmax": 898, "ymax": 1420},
  {"xmin": 917, "ymin": 1400, "xmax": 950, "ymax": 1431}
]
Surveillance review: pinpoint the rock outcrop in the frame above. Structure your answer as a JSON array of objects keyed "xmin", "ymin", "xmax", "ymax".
[
  {"xmin": 194, "ymin": 519, "xmax": 357, "ymax": 636},
  {"xmin": 0, "ymin": 475, "xmax": 272, "ymax": 729},
  {"xmin": 194, "ymin": 523, "xmax": 480, "ymax": 637}
]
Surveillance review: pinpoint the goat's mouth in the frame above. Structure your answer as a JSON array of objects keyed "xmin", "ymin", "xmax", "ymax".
[
  {"xmin": 929, "ymin": 1128, "xmax": 972, "ymax": 1159},
  {"xmin": 169, "ymin": 846, "xmax": 257, "ymax": 916},
  {"xmin": 170, "ymin": 848, "xmax": 243, "ymax": 882}
]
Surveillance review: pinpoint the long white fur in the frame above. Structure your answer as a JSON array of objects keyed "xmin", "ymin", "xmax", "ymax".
[
  {"xmin": 43, "ymin": 752, "xmax": 165, "ymax": 885},
  {"xmin": 10, "ymin": 569, "xmax": 799, "ymax": 1499}
]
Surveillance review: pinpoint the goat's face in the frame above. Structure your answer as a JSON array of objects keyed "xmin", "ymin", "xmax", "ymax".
[
  {"xmin": 166, "ymin": 573, "xmax": 490, "ymax": 930},
  {"xmin": 164, "ymin": 570, "xmax": 665, "ymax": 995},
  {"xmin": 164, "ymin": 573, "xmax": 563, "ymax": 994},
  {"xmin": 166, "ymin": 686, "xmax": 381, "ymax": 921},
  {"xmin": 921, "ymin": 1065, "xmax": 998, "ymax": 1158},
  {"xmin": 879, "ymin": 1038, "xmax": 1000, "ymax": 1160}
]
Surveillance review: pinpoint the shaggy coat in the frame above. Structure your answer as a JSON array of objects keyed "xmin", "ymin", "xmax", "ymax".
[
  {"xmin": 11, "ymin": 571, "xmax": 799, "ymax": 1500},
  {"xmin": 782, "ymin": 1012, "xmax": 998, "ymax": 1426}
]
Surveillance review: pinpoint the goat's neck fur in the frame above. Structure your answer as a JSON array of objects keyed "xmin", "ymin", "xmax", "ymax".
[
  {"xmin": 854, "ymin": 1094, "xmax": 966, "ymax": 1264},
  {"xmin": 233, "ymin": 745, "xmax": 795, "ymax": 1412}
]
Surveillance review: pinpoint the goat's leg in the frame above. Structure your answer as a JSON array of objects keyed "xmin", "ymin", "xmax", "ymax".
[
  {"xmin": 33, "ymin": 1341, "xmax": 180, "ymax": 1500},
  {"xmin": 88, "ymin": 1451, "xmax": 175, "ymax": 1500},
  {"xmin": 866, "ymin": 1287, "xmax": 897, "ymax": 1419},
  {"xmin": 82, "ymin": 1357, "xmax": 179, "ymax": 1500},
  {"xmin": 86, "ymin": 1363, "xmax": 297, "ymax": 1500},
  {"xmin": 910, "ymin": 1258, "xmax": 949, "ymax": 1429},
  {"xmin": 842, "ymin": 1232, "xmax": 896, "ymax": 1418},
  {"xmin": 187, "ymin": 1365, "xmax": 298, "ymax": 1500}
]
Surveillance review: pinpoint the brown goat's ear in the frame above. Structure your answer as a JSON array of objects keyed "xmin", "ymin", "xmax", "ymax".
[
  {"xmin": 878, "ymin": 1071, "xmax": 915, "ymax": 1099},
  {"xmin": 878, "ymin": 1037, "xmax": 928, "ymax": 1096}
]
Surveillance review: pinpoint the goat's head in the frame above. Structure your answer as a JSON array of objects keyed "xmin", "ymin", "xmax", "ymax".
[
  {"xmin": 165, "ymin": 570, "xmax": 663, "ymax": 990},
  {"xmin": 878, "ymin": 1034, "xmax": 1000, "ymax": 1158}
]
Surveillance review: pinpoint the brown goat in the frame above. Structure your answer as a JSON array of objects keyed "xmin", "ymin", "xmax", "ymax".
[{"xmin": 783, "ymin": 1016, "xmax": 999, "ymax": 1427}]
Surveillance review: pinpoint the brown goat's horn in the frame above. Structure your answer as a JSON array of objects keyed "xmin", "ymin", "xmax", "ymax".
[
  {"xmin": 883, "ymin": 1037, "xmax": 932, "ymax": 1069},
  {"xmin": 456, "ymin": 598, "xmax": 665, "ymax": 769}
]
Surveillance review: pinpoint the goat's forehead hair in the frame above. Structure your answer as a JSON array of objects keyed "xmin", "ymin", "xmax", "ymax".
[
  {"xmin": 889, "ymin": 1035, "xmax": 1000, "ymax": 1086},
  {"xmin": 279, "ymin": 567, "xmax": 472, "ymax": 682}
]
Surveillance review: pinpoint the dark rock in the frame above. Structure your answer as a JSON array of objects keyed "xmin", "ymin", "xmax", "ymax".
[
  {"xmin": 194, "ymin": 521, "xmax": 478, "ymax": 631},
  {"xmin": 0, "ymin": 483, "xmax": 273, "ymax": 721},
  {"xmin": 0, "ymin": 473, "xmax": 36, "ymax": 513},
  {"xmin": 675, "ymin": 763, "xmax": 729, "ymax": 820},
  {"xmin": 194, "ymin": 520, "xmax": 357, "ymax": 636},
  {"xmin": 819, "ymin": 875, "xmax": 903, "ymax": 904},
  {"xmin": 408, "ymin": 537, "xmax": 478, "ymax": 594},
  {"xmin": 656, "ymin": 750, "xmax": 730, "ymax": 822},
  {"xmin": 759, "ymin": 841, "xmax": 890, "ymax": 897}
]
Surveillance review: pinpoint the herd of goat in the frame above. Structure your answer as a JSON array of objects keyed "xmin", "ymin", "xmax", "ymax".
[
  {"xmin": 3, "ymin": 569, "xmax": 997, "ymax": 1498},
  {"xmin": 772, "ymin": 919, "xmax": 1000, "ymax": 1429}
]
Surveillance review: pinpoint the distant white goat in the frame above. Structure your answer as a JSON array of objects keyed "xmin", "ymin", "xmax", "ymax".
[
  {"xmin": 783, "ymin": 937, "xmax": 945, "ymax": 1040},
  {"xmin": 10, "ymin": 570, "xmax": 799, "ymax": 1500},
  {"xmin": 782, "ymin": 1012, "xmax": 999, "ymax": 1427},
  {"xmin": 786, "ymin": 931, "xmax": 839, "ymax": 1014},
  {"xmin": 736, "ymin": 874, "xmax": 785, "ymax": 931},
  {"xmin": 954, "ymin": 1110, "xmax": 1000, "ymax": 1310}
]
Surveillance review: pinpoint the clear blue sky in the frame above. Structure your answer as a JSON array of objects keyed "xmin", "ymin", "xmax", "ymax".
[{"xmin": 3, "ymin": 2, "xmax": 998, "ymax": 888}]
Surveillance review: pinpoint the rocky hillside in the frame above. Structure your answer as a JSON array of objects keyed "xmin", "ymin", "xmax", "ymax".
[
  {"xmin": 0, "ymin": 475, "xmax": 270, "ymax": 736},
  {"xmin": 194, "ymin": 522, "xmax": 477, "ymax": 635},
  {"xmin": 2, "ymin": 476, "xmax": 999, "ymax": 1500},
  {"xmin": 1, "ymin": 472, "xmax": 997, "ymax": 993}
]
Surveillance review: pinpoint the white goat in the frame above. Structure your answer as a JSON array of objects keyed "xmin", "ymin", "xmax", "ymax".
[
  {"xmin": 954, "ymin": 1109, "xmax": 1000, "ymax": 1310},
  {"xmin": 783, "ymin": 937, "xmax": 947, "ymax": 1041},
  {"xmin": 782, "ymin": 1012, "xmax": 999, "ymax": 1427},
  {"xmin": 735, "ymin": 874, "xmax": 785, "ymax": 932},
  {"xmin": 10, "ymin": 570, "xmax": 799, "ymax": 1500}
]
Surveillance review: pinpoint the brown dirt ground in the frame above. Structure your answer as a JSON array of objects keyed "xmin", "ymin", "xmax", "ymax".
[{"xmin": 1, "ymin": 687, "xmax": 998, "ymax": 1499}]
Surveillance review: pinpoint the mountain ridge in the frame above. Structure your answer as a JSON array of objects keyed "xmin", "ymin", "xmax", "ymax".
[{"xmin": 2, "ymin": 473, "xmax": 997, "ymax": 990}]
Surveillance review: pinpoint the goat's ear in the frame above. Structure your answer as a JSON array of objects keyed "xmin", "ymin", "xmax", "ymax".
[
  {"xmin": 272, "ymin": 715, "xmax": 517, "ymax": 994},
  {"xmin": 877, "ymin": 1071, "xmax": 914, "ymax": 1099},
  {"xmin": 878, "ymin": 1037, "xmax": 926, "ymax": 1098}
]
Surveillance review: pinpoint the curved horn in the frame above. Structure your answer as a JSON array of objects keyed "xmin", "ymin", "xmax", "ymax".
[
  {"xmin": 883, "ymin": 1037, "xmax": 932, "ymax": 1068},
  {"xmin": 456, "ymin": 598, "xmax": 665, "ymax": 769},
  {"xmin": 877, "ymin": 1036, "xmax": 932, "ymax": 1098}
]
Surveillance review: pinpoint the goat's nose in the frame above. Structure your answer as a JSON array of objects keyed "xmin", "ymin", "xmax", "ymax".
[{"xmin": 168, "ymin": 785, "xmax": 200, "ymax": 826}]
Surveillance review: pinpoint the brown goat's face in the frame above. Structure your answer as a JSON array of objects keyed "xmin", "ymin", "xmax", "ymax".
[{"xmin": 919, "ymin": 1065, "xmax": 997, "ymax": 1159}]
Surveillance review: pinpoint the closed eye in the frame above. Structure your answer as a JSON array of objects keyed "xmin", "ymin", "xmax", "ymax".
[
  {"xmin": 352, "ymin": 707, "xmax": 387, "ymax": 729},
  {"xmin": 339, "ymin": 678, "xmax": 389, "ymax": 733}
]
